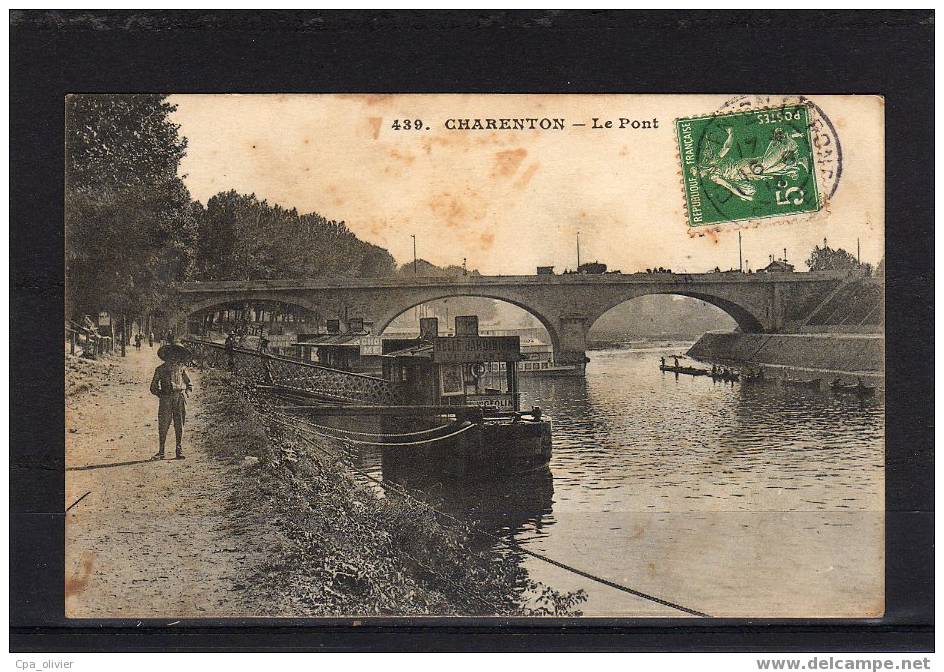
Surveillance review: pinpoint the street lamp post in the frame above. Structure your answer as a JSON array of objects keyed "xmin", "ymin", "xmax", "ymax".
[
  {"xmin": 738, "ymin": 231, "xmax": 743, "ymax": 272},
  {"xmin": 411, "ymin": 234, "xmax": 417, "ymax": 275}
]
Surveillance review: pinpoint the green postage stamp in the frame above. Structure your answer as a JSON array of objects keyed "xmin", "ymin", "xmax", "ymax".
[{"xmin": 676, "ymin": 105, "xmax": 821, "ymax": 227}]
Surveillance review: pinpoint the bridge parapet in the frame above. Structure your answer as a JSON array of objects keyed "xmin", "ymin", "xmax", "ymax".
[{"xmin": 176, "ymin": 269, "xmax": 862, "ymax": 293}]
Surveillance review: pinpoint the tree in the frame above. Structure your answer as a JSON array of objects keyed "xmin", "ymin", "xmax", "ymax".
[
  {"xmin": 65, "ymin": 94, "xmax": 195, "ymax": 324},
  {"xmin": 193, "ymin": 190, "xmax": 397, "ymax": 281},
  {"xmin": 66, "ymin": 94, "xmax": 187, "ymax": 193},
  {"xmin": 805, "ymin": 243, "xmax": 867, "ymax": 272},
  {"xmin": 357, "ymin": 244, "xmax": 398, "ymax": 277}
]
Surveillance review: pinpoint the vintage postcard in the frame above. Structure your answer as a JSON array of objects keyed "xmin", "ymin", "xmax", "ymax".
[{"xmin": 65, "ymin": 93, "xmax": 884, "ymax": 619}]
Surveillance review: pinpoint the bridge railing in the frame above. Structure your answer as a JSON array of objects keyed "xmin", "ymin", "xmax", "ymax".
[
  {"xmin": 175, "ymin": 269, "xmax": 866, "ymax": 293},
  {"xmin": 183, "ymin": 338, "xmax": 400, "ymax": 406}
]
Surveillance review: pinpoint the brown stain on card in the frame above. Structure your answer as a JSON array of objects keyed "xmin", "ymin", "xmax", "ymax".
[
  {"xmin": 425, "ymin": 130, "xmax": 513, "ymax": 155},
  {"xmin": 65, "ymin": 552, "xmax": 95, "ymax": 598},
  {"xmin": 388, "ymin": 148, "xmax": 416, "ymax": 165},
  {"xmin": 422, "ymin": 134, "xmax": 471, "ymax": 155},
  {"xmin": 367, "ymin": 220, "xmax": 386, "ymax": 238},
  {"xmin": 687, "ymin": 226, "xmax": 722, "ymax": 243},
  {"xmin": 326, "ymin": 184, "xmax": 345, "ymax": 207},
  {"xmin": 367, "ymin": 117, "xmax": 383, "ymax": 140},
  {"xmin": 361, "ymin": 94, "xmax": 394, "ymax": 107},
  {"xmin": 514, "ymin": 163, "xmax": 540, "ymax": 190},
  {"xmin": 428, "ymin": 190, "xmax": 488, "ymax": 231},
  {"xmin": 428, "ymin": 193, "xmax": 468, "ymax": 229},
  {"xmin": 492, "ymin": 148, "xmax": 528, "ymax": 178},
  {"xmin": 335, "ymin": 94, "xmax": 395, "ymax": 107}
]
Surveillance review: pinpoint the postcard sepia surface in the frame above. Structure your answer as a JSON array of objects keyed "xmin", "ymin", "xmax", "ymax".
[{"xmin": 65, "ymin": 94, "xmax": 884, "ymax": 619}]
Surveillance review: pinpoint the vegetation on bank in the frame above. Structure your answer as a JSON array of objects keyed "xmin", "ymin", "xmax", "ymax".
[{"xmin": 199, "ymin": 369, "xmax": 585, "ymax": 617}]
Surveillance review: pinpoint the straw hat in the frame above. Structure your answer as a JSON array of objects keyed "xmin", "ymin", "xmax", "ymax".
[{"xmin": 157, "ymin": 343, "xmax": 193, "ymax": 362}]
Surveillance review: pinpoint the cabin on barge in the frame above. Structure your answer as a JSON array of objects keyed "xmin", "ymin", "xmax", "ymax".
[{"xmin": 380, "ymin": 316, "xmax": 552, "ymax": 478}]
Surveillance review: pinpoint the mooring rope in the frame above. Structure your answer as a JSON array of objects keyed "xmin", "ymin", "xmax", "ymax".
[
  {"xmin": 267, "ymin": 415, "xmax": 711, "ymax": 618},
  {"xmin": 270, "ymin": 412, "xmax": 477, "ymax": 447},
  {"xmin": 274, "ymin": 410, "xmax": 457, "ymax": 438}
]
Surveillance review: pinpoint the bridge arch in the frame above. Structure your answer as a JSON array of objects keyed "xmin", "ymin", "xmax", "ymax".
[
  {"xmin": 584, "ymin": 289, "xmax": 765, "ymax": 336},
  {"xmin": 374, "ymin": 292, "xmax": 563, "ymax": 354},
  {"xmin": 176, "ymin": 293, "xmax": 327, "ymax": 332},
  {"xmin": 586, "ymin": 292, "xmax": 743, "ymax": 337}
]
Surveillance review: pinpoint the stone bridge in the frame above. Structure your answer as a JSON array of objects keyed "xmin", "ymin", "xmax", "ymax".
[{"xmin": 174, "ymin": 270, "xmax": 861, "ymax": 374}]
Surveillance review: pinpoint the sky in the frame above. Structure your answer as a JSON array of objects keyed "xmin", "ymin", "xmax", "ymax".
[{"xmin": 170, "ymin": 94, "xmax": 884, "ymax": 275}]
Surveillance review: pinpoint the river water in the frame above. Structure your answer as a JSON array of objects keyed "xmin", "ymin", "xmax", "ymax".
[{"xmin": 353, "ymin": 346, "xmax": 885, "ymax": 618}]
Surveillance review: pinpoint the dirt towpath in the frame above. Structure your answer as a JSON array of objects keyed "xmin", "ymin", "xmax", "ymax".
[{"xmin": 65, "ymin": 346, "xmax": 259, "ymax": 618}]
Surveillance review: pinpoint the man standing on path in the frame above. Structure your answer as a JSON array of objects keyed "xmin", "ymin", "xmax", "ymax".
[
  {"xmin": 150, "ymin": 341, "xmax": 193, "ymax": 460},
  {"xmin": 224, "ymin": 331, "xmax": 236, "ymax": 371}
]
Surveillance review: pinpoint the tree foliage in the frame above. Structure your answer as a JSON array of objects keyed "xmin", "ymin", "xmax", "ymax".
[
  {"xmin": 65, "ymin": 94, "xmax": 196, "ymax": 321},
  {"xmin": 66, "ymin": 94, "xmax": 187, "ymax": 193},
  {"xmin": 805, "ymin": 243, "xmax": 869, "ymax": 272},
  {"xmin": 193, "ymin": 191, "xmax": 397, "ymax": 281}
]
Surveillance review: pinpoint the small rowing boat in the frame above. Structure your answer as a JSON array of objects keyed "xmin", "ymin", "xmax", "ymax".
[
  {"xmin": 831, "ymin": 379, "xmax": 876, "ymax": 396},
  {"xmin": 659, "ymin": 364, "xmax": 711, "ymax": 377},
  {"xmin": 782, "ymin": 378, "xmax": 821, "ymax": 389}
]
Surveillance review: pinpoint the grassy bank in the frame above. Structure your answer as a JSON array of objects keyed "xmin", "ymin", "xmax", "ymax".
[
  {"xmin": 65, "ymin": 352, "xmax": 131, "ymax": 397},
  {"xmin": 200, "ymin": 369, "xmax": 585, "ymax": 617}
]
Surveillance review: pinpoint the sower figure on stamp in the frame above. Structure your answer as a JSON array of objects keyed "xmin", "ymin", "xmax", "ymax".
[{"xmin": 150, "ymin": 341, "xmax": 193, "ymax": 460}]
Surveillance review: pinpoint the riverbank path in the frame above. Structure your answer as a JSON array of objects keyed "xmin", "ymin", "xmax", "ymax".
[{"xmin": 65, "ymin": 346, "xmax": 255, "ymax": 618}]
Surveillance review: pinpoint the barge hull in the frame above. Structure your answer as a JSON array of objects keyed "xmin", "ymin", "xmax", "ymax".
[{"xmin": 381, "ymin": 418, "xmax": 552, "ymax": 480}]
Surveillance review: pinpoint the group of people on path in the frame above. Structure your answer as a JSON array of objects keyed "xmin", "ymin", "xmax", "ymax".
[{"xmin": 132, "ymin": 331, "xmax": 155, "ymax": 350}]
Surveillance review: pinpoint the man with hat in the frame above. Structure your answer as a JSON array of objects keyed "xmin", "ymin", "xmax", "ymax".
[{"xmin": 150, "ymin": 338, "xmax": 193, "ymax": 460}]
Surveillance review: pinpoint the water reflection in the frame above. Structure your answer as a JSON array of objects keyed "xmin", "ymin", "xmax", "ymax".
[
  {"xmin": 517, "ymin": 349, "xmax": 883, "ymax": 516},
  {"xmin": 381, "ymin": 456, "xmax": 555, "ymax": 539},
  {"xmin": 342, "ymin": 347, "xmax": 884, "ymax": 616}
]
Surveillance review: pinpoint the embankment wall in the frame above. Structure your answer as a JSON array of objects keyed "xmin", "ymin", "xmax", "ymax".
[{"xmin": 687, "ymin": 332, "xmax": 884, "ymax": 378}]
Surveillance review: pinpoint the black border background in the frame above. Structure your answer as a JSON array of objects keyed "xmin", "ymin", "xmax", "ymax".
[{"xmin": 9, "ymin": 10, "xmax": 933, "ymax": 652}]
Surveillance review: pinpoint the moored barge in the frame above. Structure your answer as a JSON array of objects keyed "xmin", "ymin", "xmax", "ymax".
[{"xmin": 380, "ymin": 316, "xmax": 552, "ymax": 478}]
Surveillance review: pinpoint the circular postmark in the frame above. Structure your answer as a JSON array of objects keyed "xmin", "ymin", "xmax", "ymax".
[{"xmin": 717, "ymin": 95, "xmax": 843, "ymax": 201}]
